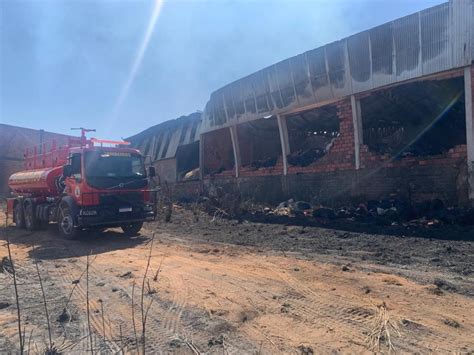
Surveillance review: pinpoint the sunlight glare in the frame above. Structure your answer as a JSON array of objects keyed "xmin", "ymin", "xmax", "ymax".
[{"xmin": 107, "ymin": 0, "xmax": 165, "ymax": 136}]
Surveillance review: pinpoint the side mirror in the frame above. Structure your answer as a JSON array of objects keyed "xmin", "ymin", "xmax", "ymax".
[
  {"xmin": 63, "ymin": 164, "xmax": 73, "ymax": 177},
  {"xmin": 148, "ymin": 166, "xmax": 156, "ymax": 178}
]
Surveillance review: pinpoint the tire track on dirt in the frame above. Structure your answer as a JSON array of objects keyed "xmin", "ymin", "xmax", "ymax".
[
  {"xmin": 44, "ymin": 256, "xmax": 118, "ymax": 352},
  {"xmin": 275, "ymin": 266, "xmax": 468, "ymax": 352},
  {"xmin": 44, "ymin": 247, "xmax": 245, "ymax": 353}
]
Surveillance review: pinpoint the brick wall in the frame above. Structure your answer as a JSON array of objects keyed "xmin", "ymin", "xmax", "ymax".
[
  {"xmin": 188, "ymin": 68, "xmax": 471, "ymax": 206},
  {"xmin": 240, "ymin": 156, "xmax": 284, "ymax": 177},
  {"xmin": 153, "ymin": 158, "xmax": 177, "ymax": 183},
  {"xmin": 0, "ymin": 124, "xmax": 74, "ymax": 196},
  {"xmin": 287, "ymin": 99, "xmax": 355, "ymax": 174},
  {"xmin": 195, "ymin": 159, "xmax": 467, "ymax": 206},
  {"xmin": 203, "ymin": 127, "xmax": 234, "ymax": 177},
  {"xmin": 171, "ymin": 180, "xmax": 202, "ymax": 201}
]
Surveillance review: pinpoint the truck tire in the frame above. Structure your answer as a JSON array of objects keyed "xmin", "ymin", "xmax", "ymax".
[
  {"xmin": 58, "ymin": 204, "xmax": 80, "ymax": 240},
  {"xmin": 121, "ymin": 222, "xmax": 143, "ymax": 236},
  {"xmin": 14, "ymin": 201, "xmax": 25, "ymax": 229},
  {"xmin": 24, "ymin": 201, "xmax": 38, "ymax": 231}
]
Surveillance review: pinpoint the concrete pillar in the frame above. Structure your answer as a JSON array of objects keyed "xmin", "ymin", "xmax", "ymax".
[
  {"xmin": 465, "ymin": 66, "xmax": 474, "ymax": 204},
  {"xmin": 199, "ymin": 133, "xmax": 205, "ymax": 180},
  {"xmin": 229, "ymin": 126, "xmax": 241, "ymax": 178},
  {"xmin": 351, "ymin": 95, "xmax": 363, "ymax": 170},
  {"xmin": 277, "ymin": 114, "xmax": 290, "ymax": 175}
]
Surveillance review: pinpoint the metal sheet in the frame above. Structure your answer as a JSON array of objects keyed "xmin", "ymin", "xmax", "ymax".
[
  {"xmin": 348, "ymin": 31, "xmax": 371, "ymax": 92},
  {"xmin": 241, "ymin": 75, "xmax": 257, "ymax": 115},
  {"xmin": 370, "ymin": 23, "xmax": 395, "ymax": 88},
  {"xmin": 451, "ymin": 0, "xmax": 473, "ymax": 67},
  {"xmin": 421, "ymin": 3, "xmax": 451, "ymax": 75},
  {"xmin": 202, "ymin": 0, "xmax": 472, "ymax": 133},
  {"xmin": 275, "ymin": 59, "xmax": 297, "ymax": 108},
  {"xmin": 164, "ymin": 129, "xmax": 181, "ymax": 159},
  {"xmin": 188, "ymin": 119, "xmax": 201, "ymax": 142},
  {"xmin": 326, "ymin": 40, "xmax": 351, "ymax": 96},
  {"xmin": 223, "ymin": 85, "xmax": 236, "ymax": 122},
  {"xmin": 155, "ymin": 130, "xmax": 168, "ymax": 160},
  {"xmin": 307, "ymin": 47, "xmax": 333, "ymax": 101},
  {"xmin": 290, "ymin": 53, "xmax": 313, "ymax": 106},
  {"xmin": 215, "ymin": 92, "xmax": 227, "ymax": 126},
  {"xmin": 128, "ymin": 111, "xmax": 202, "ymax": 161},
  {"xmin": 265, "ymin": 65, "xmax": 284, "ymax": 110},
  {"xmin": 393, "ymin": 12, "xmax": 422, "ymax": 81},
  {"xmin": 252, "ymin": 70, "xmax": 272, "ymax": 114},
  {"xmin": 472, "ymin": 0, "xmax": 474, "ymax": 60},
  {"xmin": 152, "ymin": 131, "xmax": 164, "ymax": 160},
  {"xmin": 231, "ymin": 80, "xmax": 245, "ymax": 120}
]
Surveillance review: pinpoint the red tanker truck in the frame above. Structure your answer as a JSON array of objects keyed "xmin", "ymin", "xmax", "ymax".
[{"xmin": 6, "ymin": 128, "xmax": 156, "ymax": 239}]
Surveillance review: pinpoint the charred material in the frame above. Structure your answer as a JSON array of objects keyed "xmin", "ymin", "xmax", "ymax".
[
  {"xmin": 238, "ymin": 118, "xmax": 282, "ymax": 171},
  {"xmin": 287, "ymin": 105, "xmax": 340, "ymax": 167},
  {"xmin": 361, "ymin": 77, "xmax": 466, "ymax": 157},
  {"xmin": 176, "ymin": 141, "xmax": 199, "ymax": 181}
]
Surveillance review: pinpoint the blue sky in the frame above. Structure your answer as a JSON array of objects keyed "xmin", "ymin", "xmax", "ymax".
[{"xmin": 0, "ymin": 0, "xmax": 444, "ymax": 140}]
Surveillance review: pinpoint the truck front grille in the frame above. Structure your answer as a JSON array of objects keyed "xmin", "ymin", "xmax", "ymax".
[{"xmin": 99, "ymin": 192, "xmax": 142, "ymax": 206}]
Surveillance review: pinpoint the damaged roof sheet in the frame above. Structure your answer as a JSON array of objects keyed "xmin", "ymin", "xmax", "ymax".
[
  {"xmin": 202, "ymin": 0, "xmax": 473, "ymax": 133},
  {"xmin": 127, "ymin": 112, "xmax": 202, "ymax": 162}
]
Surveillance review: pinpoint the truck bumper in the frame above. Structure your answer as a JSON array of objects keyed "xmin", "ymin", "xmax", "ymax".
[{"xmin": 77, "ymin": 205, "xmax": 155, "ymax": 227}]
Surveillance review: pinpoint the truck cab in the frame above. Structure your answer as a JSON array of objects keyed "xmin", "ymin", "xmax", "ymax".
[{"xmin": 58, "ymin": 146, "xmax": 155, "ymax": 238}]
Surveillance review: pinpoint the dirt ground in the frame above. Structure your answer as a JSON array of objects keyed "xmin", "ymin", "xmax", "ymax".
[{"xmin": 1, "ymin": 205, "xmax": 473, "ymax": 354}]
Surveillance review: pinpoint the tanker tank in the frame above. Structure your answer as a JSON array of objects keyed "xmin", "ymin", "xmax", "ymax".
[{"xmin": 8, "ymin": 166, "xmax": 63, "ymax": 196}]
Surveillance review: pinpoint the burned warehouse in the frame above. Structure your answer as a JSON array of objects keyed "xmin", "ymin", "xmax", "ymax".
[
  {"xmin": 131, "ymin": 0, "xmax": 474, "ymax": 207},
  {"xmin": 3, "ymin": 1, "xmax": 474, "ymax": 353}
]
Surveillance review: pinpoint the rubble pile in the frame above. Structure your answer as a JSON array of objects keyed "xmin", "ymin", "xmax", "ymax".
[
  {"xmin": 263, "ymin": 198, "xmax": 474, "ymax": 227},
  {"xmin": 180, "ymin": 187, "xmax": 474, "ymax": 229}
]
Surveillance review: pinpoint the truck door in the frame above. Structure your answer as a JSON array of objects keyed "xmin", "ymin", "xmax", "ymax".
[{"xmin": 66, "ymin": 153, "xmax": 86, "ymax": 205}]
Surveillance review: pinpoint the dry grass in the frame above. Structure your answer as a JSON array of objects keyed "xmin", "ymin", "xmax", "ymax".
[{"xmin": 366, "ymin": 302, "xmax": 401, "ymax": 352}]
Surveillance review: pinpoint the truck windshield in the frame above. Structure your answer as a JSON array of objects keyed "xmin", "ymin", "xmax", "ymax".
[{"xmin": 84, "ymin": 151, "xmax": 147, "ymax": 189}]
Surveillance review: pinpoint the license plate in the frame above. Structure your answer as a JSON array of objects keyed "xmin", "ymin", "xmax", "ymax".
[{"xmin": 119, "ymin": 207, "xmax": 132, "ymax": 213}]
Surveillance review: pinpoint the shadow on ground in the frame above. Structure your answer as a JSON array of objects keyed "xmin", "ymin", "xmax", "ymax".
[
  {"xmin": 239, "ymin": 212, "xmax": 474, "ymax": 242},
  {"xmin": 0, "ymin": 225, "xmax": 150, "ymax": 260}
]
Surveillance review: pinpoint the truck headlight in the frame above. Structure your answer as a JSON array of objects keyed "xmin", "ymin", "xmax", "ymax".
[
  {"xmin": 143, "ymin": 205, "xmax": 153, "ymax": 212},
  {"xmin": 81, "ymin": 209, "xmax": 98, "ymax": 216}
]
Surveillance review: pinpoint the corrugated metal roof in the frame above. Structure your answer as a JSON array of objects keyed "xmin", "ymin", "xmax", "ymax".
[
  {"xmin": 127, "ymin": 112, "xmax": 202, "ymax": 162},
  {"xmin": 202, "ymin": 0, "xmax": 473, "ymax": 133}
]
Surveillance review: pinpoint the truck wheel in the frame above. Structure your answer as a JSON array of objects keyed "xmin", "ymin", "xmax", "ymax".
[
  {"xmin": 14, "ymin": 202, "xmax": 25, "ymax": 229},
  {"xmin": 121, "ymin": 222, "xmax": 143, "ymax": 236},
  {"xmin": 58, "ymin": 205, "xmax": 79, "ymax": 240},
  {"xmin": 24, "ymin": 202, "xmax": 38, "ymax": 231}
]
